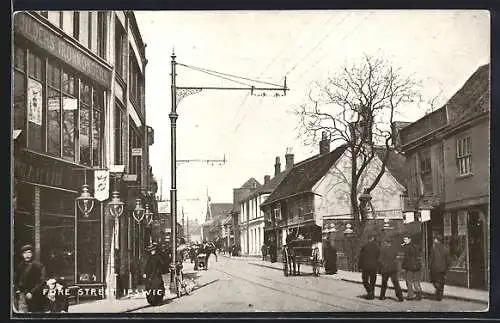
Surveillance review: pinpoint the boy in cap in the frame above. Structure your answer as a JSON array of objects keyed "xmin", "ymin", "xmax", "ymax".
[
  {"xmin": 401, "ymin": 234, "xmax": 422, "ymax": 300},
  {"xmin": 14, "ymin": 244, "xmax": 46, "ymax": 312}
]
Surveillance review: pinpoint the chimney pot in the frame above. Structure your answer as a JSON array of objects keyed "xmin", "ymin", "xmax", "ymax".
[
  {"xmin": 285, "ymin": 148, "xmax": 294, "ymax": 170},
  {"xmin": 274, "ymin": 157, "xmax": 281, "ymax": 176},
  {"xmin": 264, "ymin": 175, "xmax": 271, "ymax": 184},
  {"xmin": 319, "ymin": 131, "xmax": 330, "ymax": 154}
]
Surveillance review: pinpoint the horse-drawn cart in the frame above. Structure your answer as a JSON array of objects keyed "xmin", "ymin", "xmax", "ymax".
[{"xmin": 283, "ymin": 238, "xmax": 321, "ymax": 277}]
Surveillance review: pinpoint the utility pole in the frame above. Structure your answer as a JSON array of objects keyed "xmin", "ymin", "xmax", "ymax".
[{"xmin": 169, "ymin": 51, "xmax": 289, "ymax": 295}]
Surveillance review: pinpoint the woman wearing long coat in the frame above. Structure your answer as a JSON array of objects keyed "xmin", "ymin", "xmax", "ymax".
[
  {"xmin": 142, "ymin": 243, "xmax": 165, "ymax": 306},
  {"xmin": 323, "ymin": 239, "xmax": 337, "ymax": 275}
]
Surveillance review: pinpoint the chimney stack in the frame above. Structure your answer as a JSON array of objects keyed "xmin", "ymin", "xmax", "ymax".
[
  {"xmin": 319, "ymin": 131, "xmax": 330, "ymax": 154},
  {"xmin": 285, "ymin": 147, "xmax": 294, "ymax": 170},
  {"xmin": 274, "ymin": 157, "xmax": 281, "ymax": 176},
  {"xmin": 264, "ymin": 175, "xmax": 270, "ymax": 184}
]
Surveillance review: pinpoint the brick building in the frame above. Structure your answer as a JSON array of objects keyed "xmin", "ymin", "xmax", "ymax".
[
  {"xmin": 399, "ymin": 63, "xmax": 489, "ymax": 289},
  {"xmin": 12, "ymin": 11, "xmax": 155, "ymax": 299}
]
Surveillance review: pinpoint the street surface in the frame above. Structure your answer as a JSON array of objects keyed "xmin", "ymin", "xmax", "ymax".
[{"xmin": 130, "ymin": 256, "xmax": 487, "ymax": 313}]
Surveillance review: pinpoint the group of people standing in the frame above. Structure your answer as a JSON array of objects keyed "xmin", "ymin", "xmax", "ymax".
[{"xmin": 358, "ymin": 233, "xmax": 451, "ymax": 302}]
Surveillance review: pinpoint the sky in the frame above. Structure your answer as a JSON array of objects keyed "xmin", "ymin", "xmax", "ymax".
[{"xmin": 134, "ymin": 10, "xmax": 490, "ymax": 224}]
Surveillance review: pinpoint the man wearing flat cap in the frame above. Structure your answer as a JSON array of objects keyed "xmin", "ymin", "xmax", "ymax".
[{"xmin": 14, "ymin": 244, "xmax": 46, "ymax": 312}]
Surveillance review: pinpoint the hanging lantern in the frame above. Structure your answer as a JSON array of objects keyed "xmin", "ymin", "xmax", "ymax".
[
  {"xmin": 132, "ymin": 198, "xmax": 145, "ymax": 223},
  {"xmin": 144, "ymin": 203, "xmax": 154, "ymax": 226},
  {"xmin": 76, "ymin": 184, "xmax": 95, "ymax": 217},
  {"xmin": 108, "ymin": 191, "xmax": 124, "ymax": 218}
]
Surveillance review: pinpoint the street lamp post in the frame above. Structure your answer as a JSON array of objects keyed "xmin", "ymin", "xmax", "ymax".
[{"xmin": 107, "ymin": 189, "xmax": 124, "ymax": 300}]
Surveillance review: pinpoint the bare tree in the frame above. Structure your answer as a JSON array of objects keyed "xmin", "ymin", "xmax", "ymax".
[{"xmin": 296, "ymin": 54, "xmax": 420, "ymax": 241}]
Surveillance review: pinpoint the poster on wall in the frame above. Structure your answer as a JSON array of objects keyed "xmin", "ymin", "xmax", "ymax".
[
  {"xmin": 444, "ymin": 212, "xmax": 452, "ymax": 236},
  {"xmin": 420, "ymin": 209, "xmax": 431, "ymax": 222},
  {"xmin": 404, "ymin": 211, "xmax": 414, "ymax": 224},
  {"xmin": 94, "ymin": 169, "xmax": 110, "ymax": 202},
  {"xmin": 458, "ymin": 210, "xmax": 467, "ymax": 235},
  {"xmin": 27, "ymin": 79, "xmax": 43, "ymax": 125}
]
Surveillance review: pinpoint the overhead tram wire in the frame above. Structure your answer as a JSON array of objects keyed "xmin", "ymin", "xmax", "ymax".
[
  {"xmin": 280, "ymin": 13, "xmax": 346, "ymax": 82},
  {"xmin": 178, "ymin": 63, "xmax": 254, "ymax": 88},
  {"xmin": 296, "ymin": 12, "xmax": 373, "ymax": 80},
  {"xmin": 177, "ymin": 63, "xmax": 284, "ymax": 88}
]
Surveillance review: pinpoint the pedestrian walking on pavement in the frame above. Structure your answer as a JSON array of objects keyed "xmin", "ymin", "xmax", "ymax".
[
  {"xmin": 378, "ymin": 239, "xmax": 404, "ymax": 302},
  {"xmin": 142, "ymin": 243, "xmax": 165, "ymax": 306},
  {"xmin": 261, "ymin": 244, "xmax": 268, "ymax": 261},
  {"xmin": 430, "ymin": 235, "xmax": 451, "ymax": 301},
  {"xmin": 13, "ymin": 244, "xmax": 47, "ymax": 313},
  {"xmin": 401, "ymin": 235, "xmax": 422, "ymax": 301},
  {"xmin": 358, "ymin": 234, "xmax": 380, "ymax": 300},
  {"xmin": 323, "ymin": 238, "xmax": 337, "ymax": 275}
]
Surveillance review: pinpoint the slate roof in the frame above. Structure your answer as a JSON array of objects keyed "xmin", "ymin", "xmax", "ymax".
[
  {"xmin": 240, "ymin": 177, "xmax": 262, "ymax": 190},
  {"xmin": 249, "ymin": 169, "xmax": 291, "ymax": 199},
  {"xmin": 261, "ymin": 144, "xmax": 348, "ymax": 207},
  {"xmin": 374, "ymin": 147, "xmax": 407, "ymax": 187}
]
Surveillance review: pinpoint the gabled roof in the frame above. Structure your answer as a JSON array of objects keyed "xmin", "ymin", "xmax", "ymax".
[
  {"xmin": 374, "ymin": 147, "xmax": 407, "ymax": 187},
  {"xmin": 249, "ymin": 169, "xmax": 291, "ymax": 199},
  {"xmin": 261, "ymin": 144, "xmax": 348, "ymax": 207},
  {"xmin": 240, "ymin": 177, "xmax": 261, "ymax": 190},
  {"xmin": 210, "ymin": 203, "xmax": 233, "ymax": 219}
]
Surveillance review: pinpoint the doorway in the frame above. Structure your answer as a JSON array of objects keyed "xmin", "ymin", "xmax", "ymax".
[{"xmin": 468, "ymin": 210, "xmax": 486, "ymax": 289}]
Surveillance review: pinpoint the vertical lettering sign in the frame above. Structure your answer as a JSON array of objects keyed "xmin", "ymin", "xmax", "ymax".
[
  {"xmin": 94, "ymin": 169, "xmax": 110, "ymax": 201},
  {"xmin": 27, "ymin": 79, "xmax": 43, "ymax": 125}
]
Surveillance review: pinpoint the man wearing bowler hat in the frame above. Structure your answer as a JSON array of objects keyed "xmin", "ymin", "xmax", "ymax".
[{"xmin": 14, "ymin": 244, "xmax": 46, "ymax": 312}]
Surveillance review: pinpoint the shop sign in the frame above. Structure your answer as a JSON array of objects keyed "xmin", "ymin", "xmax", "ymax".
[
  {"xmin": 420, "ymin": 209, "xmax": 431, "ymax": 222},
  {"xmin": 131, "ymin": 148, "xmax": 142, "ymax": 156},
  {"xmin": 14, "ymin": 12, "xmax": 111, "ymax": 88},
  {"xmin": 27, "ymin": 79, "xmax": 43, "ymax": 125},
  {"xmin": 404, "ymin": 211, "xmax": 415, "ymax": 224},
  {"xmin": 14, "ymin": 158, "xmax": 69, "ymax": 190},
  {"xmin": 94, "ymin": 169, "xmax": 110, "ymax": 201}
]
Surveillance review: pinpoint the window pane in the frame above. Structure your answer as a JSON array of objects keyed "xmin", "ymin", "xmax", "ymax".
[
  {"xmin": 466, "ymin": 137, "xmax": 471, "ymax": 155},
  {"xmin": 97, "ymin": 12, "xmax": 105, "ymax": 58},
  {"xmin": 47, "ymin": 11, "xmax": 61, "ymax": 28},
  {"xmin": 62, "ymin": 94, "xmax": 77, "ymax": 161},
  {"xmin": 92, "ymin": 88, "xmax": 103, "ymax": 111},
  {"xmin": 14, "ymin": 71, "xmax": 26, "ymax": 131},
  {"xmin": 90, "ymin": 12, "xmax": 98, "ymax": 54},
  {"xmin": 78, "ymin": 11, "xmax": 90, "ymax": 48},
  {"xmin": 80, "ymin": 81, "xmax": 91, "ymax": 104},
  {"xmin": 114, "ymin": 105, "xmax": 122, "ymax": 164},
  {"xmin": 92, "ymin": 109, "xmax": 102, "ymax": 166},
  {"xmin": 47, "ymin": 88, "xmax": 61, "ymax": 156},
  {"xmin": 62, "ymin": 71, "xmax": 77, "ymax": 96},
  {"xmin": 27, "ymin": 78, "xmax": 43, "ymax": 151},
  {"xmin": 62, "ymin": 11, "xmax": 74, "ymax": 37},
  {"xmin": 47, "ymin": 62, "xmax": 61, "ymax": 88},
  {"xmin": 29, "ymin": 53, "xmax": 43, "ymax": 80},
  {"xmin": 80, "ymin": 104, "xmax": 91, "ymax": 165},
  {"xmin": 77, "ymin": 216, "xmax": 102, "ymax": 283},
  {"xmin": 14, "ymin": 46, "xmax": 25, "ymax": 70}
]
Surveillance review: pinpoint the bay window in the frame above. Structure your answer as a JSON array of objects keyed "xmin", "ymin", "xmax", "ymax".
[{"xmin": 13, "ymin": 45, "xmax": 104, "ymax": 167}]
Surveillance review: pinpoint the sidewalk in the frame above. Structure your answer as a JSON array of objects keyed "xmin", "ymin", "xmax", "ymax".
[
  {"xmin": 226, "ymin": 255, "xmax": 489, "ymax": 305},
  {"xmin": 68, "ymin": 264, "xmax": 210, "ymax": 313}
]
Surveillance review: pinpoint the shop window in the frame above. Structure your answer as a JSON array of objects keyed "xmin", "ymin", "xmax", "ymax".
[
  {"xmin": 62, "ymin": 93, "xmax": 77, "ymax": 161},
  {"xmin": 13, "ymin": 44, "xmax": 26, "ymax": 134},
  {"xmin": 443, "ymin": 212, "xmax": 467, "ymax": 269},
  {"xmin": 457, "ymin": 136, "xmax": 472, "ymax": 176},
  {"xmin": 13, "ymin": 183, "xmax": 34, "ymax": 263},
  {"xmin": 27, "ymin": 56, "xmax": 43, "ymax": 151},
  {"xmin": 77, "ymin": 207, "xmax": 102, "ymax": 283},
  {"xmin": 78, "ymin": 11, "xmax": 90, "ymax": 49},
  {"xmin": 40, "ymin": 189, "xmax": 76, "ymax": 283},
  {"xmin": 115, "ymin": 21, "xmax": 126, "ymax": 79},
  {"xmin": 80, "ymin": 103, "xmax": 91, "ymax": 166},
  {"xmin": 47, "ymin": 88, "xmax": 61, "ymax": 156},
  {"xmin": 61, "ymin": 11, "xmax": 74, "ymax": 37},
  {"xmin": 114, "ymin": 104, "xmax": 123, "ymax": 164},
  {"xmin": 47, "ymin": 11, "xmax": 62, "ymax": 28},
  {"xmin": 92, "ymin": 107, "xmax": 102, "ymax": 166}
]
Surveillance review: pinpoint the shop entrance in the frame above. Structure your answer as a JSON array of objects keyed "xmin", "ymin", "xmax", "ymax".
[{"xmin": 468, "ymin": 210, "xmax": 486, "ymax": 289}]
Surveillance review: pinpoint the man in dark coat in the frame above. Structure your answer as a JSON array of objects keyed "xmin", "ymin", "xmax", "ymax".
[
  {"xmin": 378, "ymin": 239, "xmax": 404, "ymax": 302},
  {"xmin": 430, "ymin": 235, "xmax": 451, "ymax": 301},
  {"xmin": 14, "ymin": 244, "xmax": 46, "ymax": 312},
  {"xmin": 261, "ymin": 244, "xmax": 268, "ymax": 261},
  {"xmin": 401, "ymin": 235, "xmax": 422, "ymax": 300},
  {"xmin": 42, "ymin": 278, "xmax": 69, "ymax": 313},
  {"xmin": 323, "ymin": 237, "xmax": 337, "ymax": 275},
  {"xmin": 358, "ymin": 234, "xmax": 380, "ymax": 299},
  {"xmin": 142, "ymin": 243, "xmax": 165, "ymax": 306}
]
